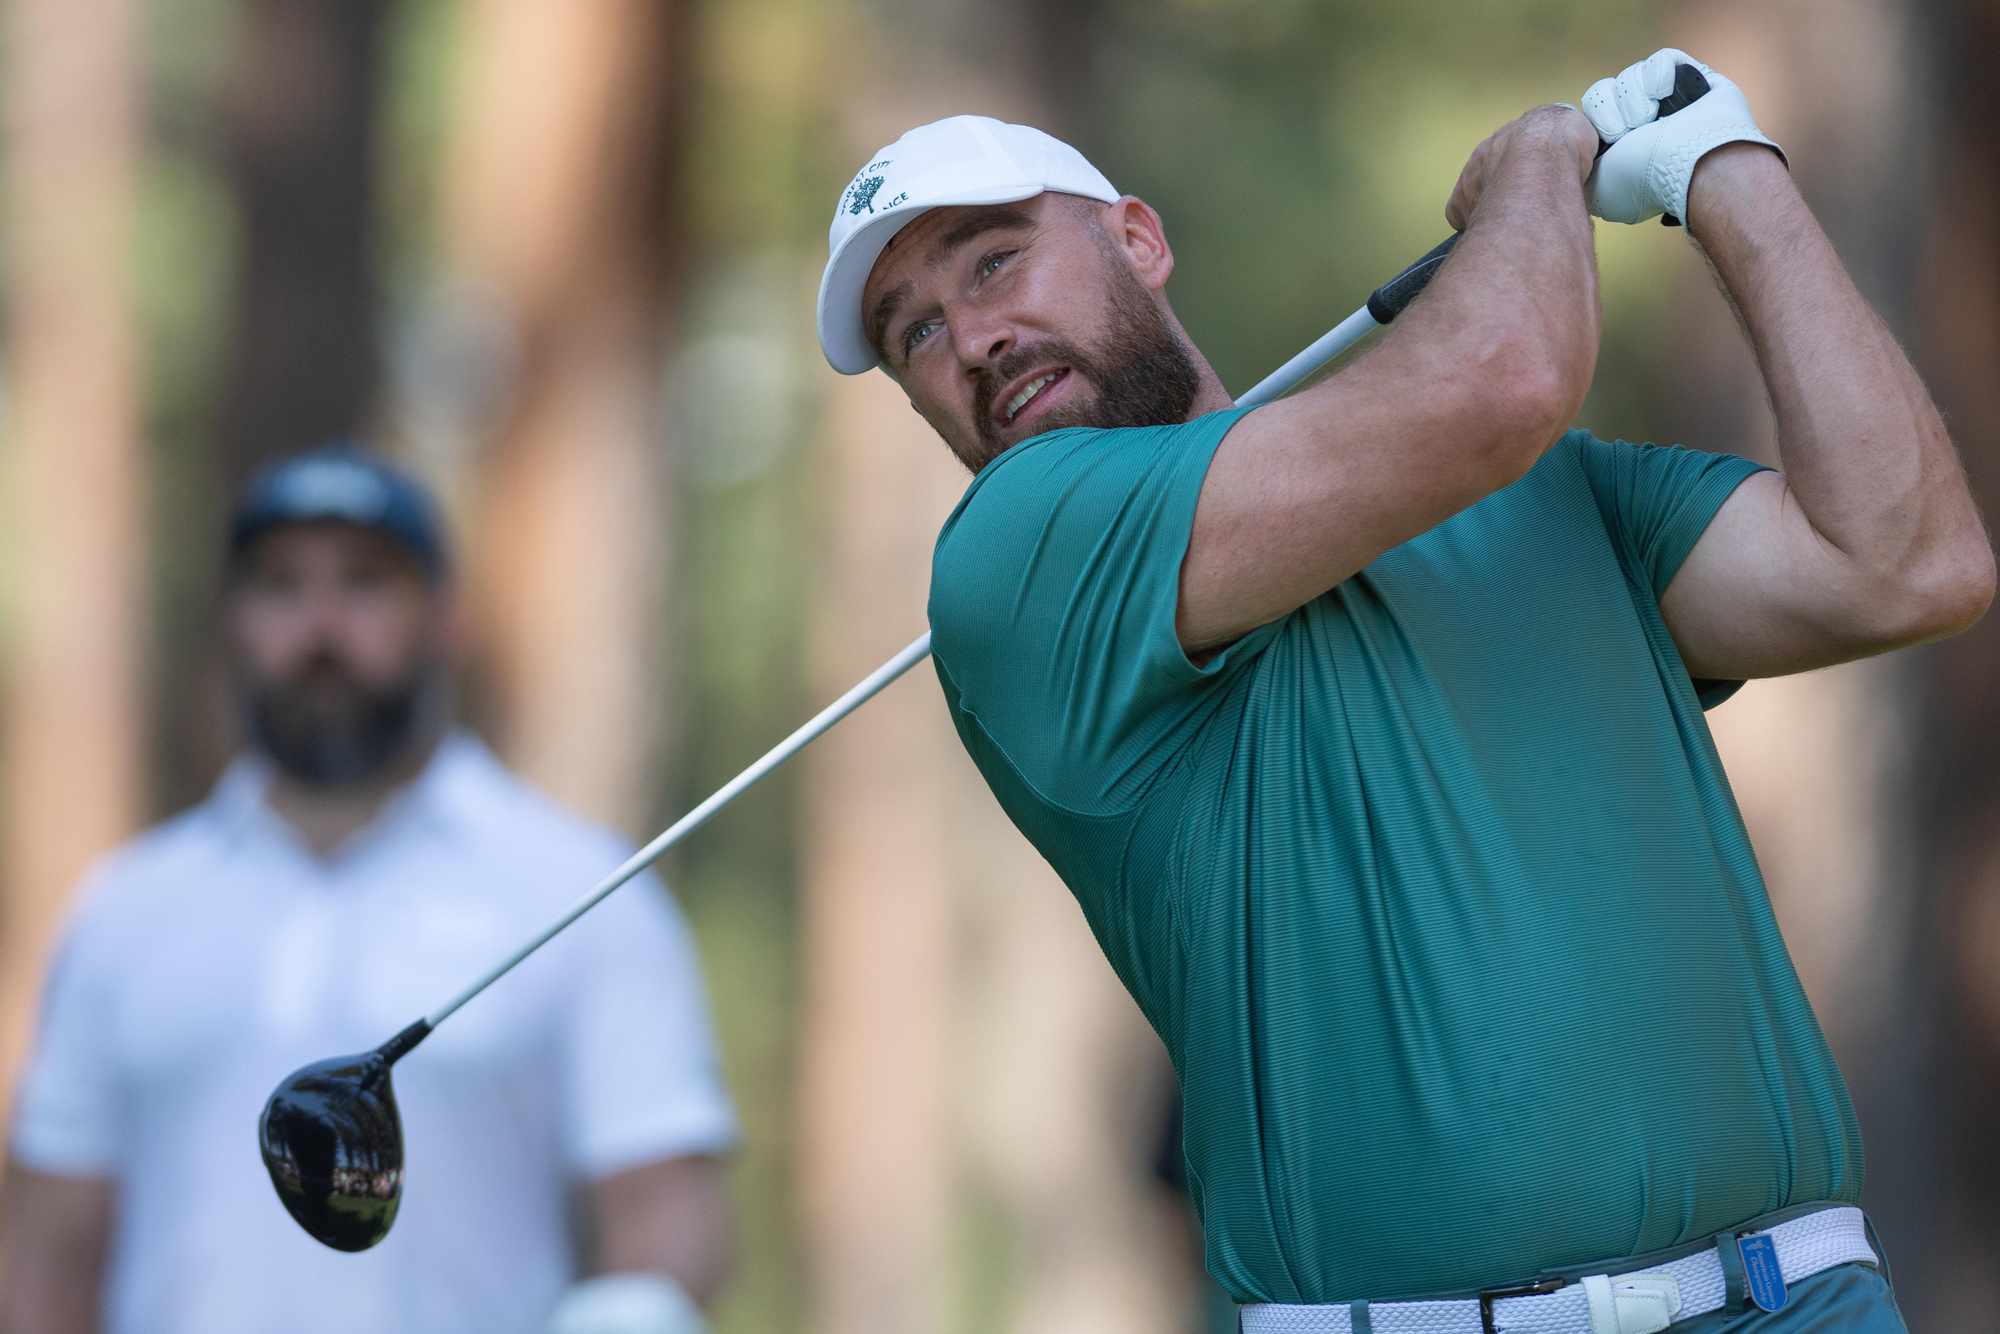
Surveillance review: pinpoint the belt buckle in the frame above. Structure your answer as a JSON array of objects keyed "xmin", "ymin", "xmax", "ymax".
[{"xmin": 1477, "ymin": 1276, "xmax": 1567, "ymax": 1334}]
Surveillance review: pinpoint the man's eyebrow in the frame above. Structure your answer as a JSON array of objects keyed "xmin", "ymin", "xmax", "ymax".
[{"xmin": 924, "ymin": 205, "xmax": 1035, "ymax": 269}]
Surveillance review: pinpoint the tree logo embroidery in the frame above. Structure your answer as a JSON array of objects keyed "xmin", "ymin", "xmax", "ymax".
[{"xmin": 845, "ymin": 174, "xmax": 886, "ymax": 215}]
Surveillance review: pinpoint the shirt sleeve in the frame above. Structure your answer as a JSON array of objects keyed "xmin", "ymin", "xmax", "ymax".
[
  {"xmin": 1570, "ymin": 430, "xmax": 1772, "ymax": 708},
  {"xmin": 1570, "ymin": 431, "xmax": 1770, "ymax": 597},
  {"xmin": 927, "ymin": 408, "xmax": 1278, "ymax": 814},
  {"xmin": 557, "ymin": 870, "xmax": 737, "ymax": 1178},
  {"xmin": 8, "ymin": 883, "xmax": 125, "ymax": 1177}
]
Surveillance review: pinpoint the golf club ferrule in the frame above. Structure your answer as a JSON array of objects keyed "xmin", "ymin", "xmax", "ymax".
[{"xmin": 376, "ymin": 1018, "xmax": 433, "ymax": 1067}]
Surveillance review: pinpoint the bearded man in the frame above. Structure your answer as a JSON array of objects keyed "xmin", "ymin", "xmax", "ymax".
[
  {"xmin": 817, "ymin": 48, "xmax": 1992, "ymax": 1334},
  {"xmin": 2, "ymin": 446, "xmax": 737, "ymax": 1334}
]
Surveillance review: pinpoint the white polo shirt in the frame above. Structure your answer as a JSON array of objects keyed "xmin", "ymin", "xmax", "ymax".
[{"xmin": 10, "ymin": 734, "xmax": 738, "ymax": 1334}]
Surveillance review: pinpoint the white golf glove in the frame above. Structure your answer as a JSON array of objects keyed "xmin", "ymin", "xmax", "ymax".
[{"xmin": 1581, "ymin": 48, "xmax": 1783, "ymax": 227}]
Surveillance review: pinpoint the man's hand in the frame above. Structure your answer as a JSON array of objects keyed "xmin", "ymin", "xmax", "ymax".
[
  {"xmin": 1582, "ymin": 49, "xmax": 1783, "ymax": 227},
  {"xmin": 1445, "ymin": 105, "xmax": 1599, "ymax": 232}
]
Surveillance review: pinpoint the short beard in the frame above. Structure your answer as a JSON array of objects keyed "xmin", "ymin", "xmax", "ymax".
[
  {"xmin": 242, "ymin": 653, "xmax": 435, "ymax": 788},
  {"xmin": 959, "ymin": 260, "xmax": 1200, "ymax": 472}
]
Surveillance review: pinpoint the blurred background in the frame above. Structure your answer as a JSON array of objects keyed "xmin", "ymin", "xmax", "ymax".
[{"xmin": 3, "ymin": 0, "xmax": 1997, "ymax": 1329}]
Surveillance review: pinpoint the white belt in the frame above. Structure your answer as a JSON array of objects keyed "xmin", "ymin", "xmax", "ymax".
[{"xmin": 1240, "ymin": 1205, "xmax": 1877, "ymax": 1334}]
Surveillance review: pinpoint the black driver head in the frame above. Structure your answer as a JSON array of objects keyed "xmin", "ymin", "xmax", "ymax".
[{"xmin": 258, "ymin": 1049, "xmax": 407, "ymax": 1251}]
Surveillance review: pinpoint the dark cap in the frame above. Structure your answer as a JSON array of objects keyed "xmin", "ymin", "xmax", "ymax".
[{"xmin": 229, "ymin": 444, "xmax": 449, "ymax": 576}]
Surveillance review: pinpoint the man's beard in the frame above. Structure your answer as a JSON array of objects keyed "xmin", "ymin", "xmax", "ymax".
[
  {"xmin": 961, "ymin": 266, "xmax": 1200, "ymax": 472},
  {"xmin": 242, "ymin": 652, "xmax": 434, "ymax": 787}
]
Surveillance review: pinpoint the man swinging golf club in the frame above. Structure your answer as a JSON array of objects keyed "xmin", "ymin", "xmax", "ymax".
[{"xmin": 817, "ymin": 48, "xmax": 1992, "ymax": 1333}]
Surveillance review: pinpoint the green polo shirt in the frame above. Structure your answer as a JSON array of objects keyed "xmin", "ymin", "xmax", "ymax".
[{"xmin": 927, "ymin": 409, "xmax": 1862, "ymax": 1303}]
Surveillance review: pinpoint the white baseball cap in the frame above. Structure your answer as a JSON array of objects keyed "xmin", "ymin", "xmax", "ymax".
[{"xmin": 816, "ymin": 115, "xmax": 1119, "ymax": 375}]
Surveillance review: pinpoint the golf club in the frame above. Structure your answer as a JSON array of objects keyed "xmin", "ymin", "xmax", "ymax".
[
  {"xmin": 263, "ymin": 75, "xmax": 1729, "ymax": 1237},
  {"xmin": 252, "ymin": 245, "xmax": 1447, "ymax": 1252}
]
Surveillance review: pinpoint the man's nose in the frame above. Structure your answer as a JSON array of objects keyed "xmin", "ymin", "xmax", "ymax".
[
  {"xmin": 950, "ymin": 306, "xmax": 1012, "ymax": 371},
  {"xmin": 294, "ymin": 580, "xmax": 363, "ymax": 641}
]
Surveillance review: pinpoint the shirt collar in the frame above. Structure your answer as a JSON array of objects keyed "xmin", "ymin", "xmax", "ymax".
[
  {"xmin": 411, "ymin": 732, "xmax": 513, "ymax": 832},
  {"xmin": 202, "ymin": 731, "xmax": 508, "ymax": 850}
]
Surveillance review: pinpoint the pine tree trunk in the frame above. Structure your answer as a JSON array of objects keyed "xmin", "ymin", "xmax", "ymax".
[
  {"xmin": 1890, "ymin": 3, "xmax": 2000, "ymax": 1325},
  {"xmin": 795, "ymin": 370, "xmax": 965, "ymax": 1333},
  {"xmin": 0, "ymin": 0, "xmax": 146, "ymax": 1111},
  {"xmin": 214, "ymin": 0, "xmax": 391, "ymax": 475},
  {"xmin": 796, "ymin": 3, "xmax": 1193, "ymax": 1326},
  {"xmin": 435, "ymin": 0, "xmax": 691, "ymax": 829}
]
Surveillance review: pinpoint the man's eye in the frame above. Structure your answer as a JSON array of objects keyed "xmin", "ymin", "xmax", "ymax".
[
  {"xmin": 901, "ymin": 320, "xmax": 937, "ymax": 356},
  {"xmin": 977, "ymin": 250, "xmax": 1015, "ymax": 280},
  {"xmin": 343, "ymin": 565, "xmax": 392, "ymax": 595}
]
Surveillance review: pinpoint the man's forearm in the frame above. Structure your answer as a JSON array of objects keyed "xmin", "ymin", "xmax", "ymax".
[
  {"xmin": 1420, "ymin": 106, "xmax": 1603, "ymax": 443},
  {"xmin": 0, "ymin": 1164, "xmax": 109, "ymax": 1334},
  {"xmin": 0, "ymin": 1235, "xmax": 102, "ymax": 1334},
  {"xmin": 1688, "ymin": 145, "xmax": 1990, "ymax": 607},
  {"xmin": 586, "ymin": 1157, "xmax": 734, "ymax": 1307}
]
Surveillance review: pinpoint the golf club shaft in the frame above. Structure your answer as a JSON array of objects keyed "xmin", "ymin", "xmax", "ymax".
[
  {"xmin": 400, "ymin": 236, "xmax": 1462, "ymax": 1052},
  {"xmin": 422, "ymin": 634, "xmax": 935, "ymax": 1030}
]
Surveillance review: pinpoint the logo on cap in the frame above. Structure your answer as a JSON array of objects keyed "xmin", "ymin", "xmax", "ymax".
[
  {"xmin": 845, "ymin": 174, "xmax": 886, "ymax": 216},
  {"xmin": 843, "ymin": 159, "xmax": 893, "ymax": 216}
]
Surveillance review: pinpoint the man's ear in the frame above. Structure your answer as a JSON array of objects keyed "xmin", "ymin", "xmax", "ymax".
[{"xmin": 1104, "ymin": 195, "xmax": 1174, "ymax": 291}]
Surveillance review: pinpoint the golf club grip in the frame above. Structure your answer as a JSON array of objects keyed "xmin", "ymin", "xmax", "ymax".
[
  {"xmin": 1366, "ymin": 234, "xmax": 1460, "ymax": 325},
  {"xmin": 1657, "ymin": 62, "xmax": 1711, "ymax": 118},
  {"xmin": 1367, "ymin": 68, "xmax": 1715, "ymax": 323}
]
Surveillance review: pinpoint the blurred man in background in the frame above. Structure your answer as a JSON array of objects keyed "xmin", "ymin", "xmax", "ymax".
[{"xmin": 0, "ymin": 446, "xmax": 735, "ymax": 1334}]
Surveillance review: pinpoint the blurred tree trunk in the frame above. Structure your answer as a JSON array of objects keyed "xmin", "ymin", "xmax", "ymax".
[
  {"xmin": 795, "ymin": 20, "xmax": 979, "ymax": 1331},
  {"xmin": 796, "ymin": 374, "xmax": 963, "ymax": 1334},
  {"xmin": 0, "ymin": 0, "xmax": 146, "ymax": 1109},
  {"xmin": 215, "ymin": 0, "xmax": 391, "ymax": 475},
  {"xmin": 161, "ymin": 0, "xmax": 392, "ymax": 800},
  {"xmin": 797, "ymin": 2, "xmax": 1191, "ymax": 1330},
  {"xmin": 1672, "ymin": 4, "xmax": 1991, "ymax": 1329},
  {"xmin": 1898, "ymin": 2, "xmax": 2000, "ymax": 1326},
  {"xmin": 437, "ymin": 0, "xmax": 692, "ymax": 829}
]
